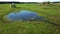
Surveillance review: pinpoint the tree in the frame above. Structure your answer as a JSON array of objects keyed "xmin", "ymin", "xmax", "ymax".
[{"xmin": 47, "ymin": 1, "xmax": 50, "ymax": 4}]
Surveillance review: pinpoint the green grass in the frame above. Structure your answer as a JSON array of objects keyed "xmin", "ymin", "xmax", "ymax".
[{"xmin": 0, "ymin": 3, "xmax": 60, "ymax": 34}]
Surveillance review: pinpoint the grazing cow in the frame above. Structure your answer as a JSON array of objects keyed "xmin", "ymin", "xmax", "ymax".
[
  {"xmin": 11, "ymin": 3, "xmax": 16, "ymax": 8},
  {"xmin": 11, "ymin": 3, "xmax": 21, "ymax": 8}
]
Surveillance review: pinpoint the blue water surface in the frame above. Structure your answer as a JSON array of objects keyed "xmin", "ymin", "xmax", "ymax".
[{"xmin": 6, "ymin": 10, "xmax": 43, "ymax": 21}]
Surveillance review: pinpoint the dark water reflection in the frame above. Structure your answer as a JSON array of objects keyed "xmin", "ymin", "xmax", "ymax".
[{"xmin": 6, "ymin": 10, "xmax": 43, "ymax": 21}]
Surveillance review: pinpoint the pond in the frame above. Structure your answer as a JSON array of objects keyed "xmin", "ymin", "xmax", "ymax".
[{"xmin": 6, "ymin": 10, "xmax": 43, "ymax": 21}]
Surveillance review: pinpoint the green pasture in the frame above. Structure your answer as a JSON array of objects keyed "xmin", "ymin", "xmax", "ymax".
[{"xmin": 0, "ymin": 3, "xmax": 60, "ymax": 34}]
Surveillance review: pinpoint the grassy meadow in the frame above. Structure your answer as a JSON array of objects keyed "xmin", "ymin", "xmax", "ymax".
[{"xmin": 0, "ymin": 3, "xmax": 60, "ymax": 34}]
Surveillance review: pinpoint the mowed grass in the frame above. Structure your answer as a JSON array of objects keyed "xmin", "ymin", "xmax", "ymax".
[{"xmin": 0, "ymin": 3, "xmax": 60, "ymax": 34}]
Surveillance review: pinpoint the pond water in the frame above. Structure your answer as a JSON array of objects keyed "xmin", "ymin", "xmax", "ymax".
[{"xmin": 6, "ymin": 10, "xmax": 43, "ymax": 21}]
